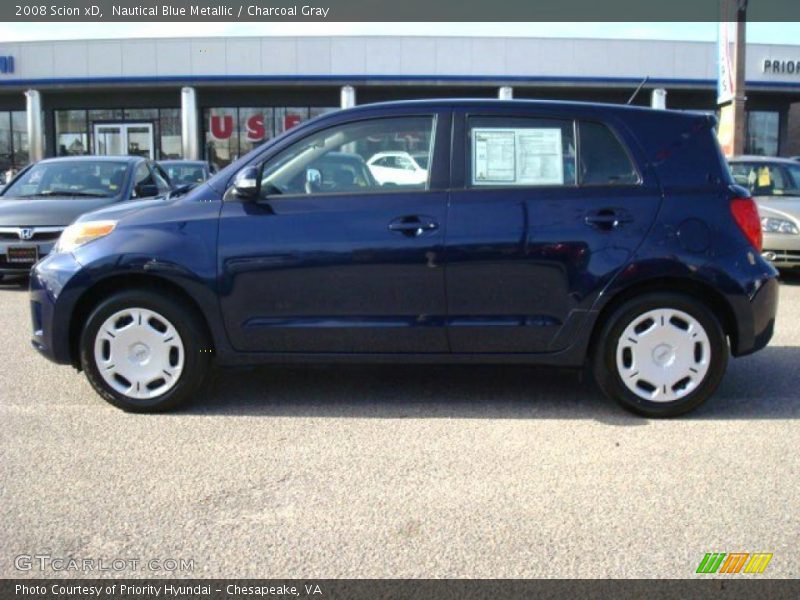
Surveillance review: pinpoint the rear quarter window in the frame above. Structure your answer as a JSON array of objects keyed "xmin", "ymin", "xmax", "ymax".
[{"xmin": 578, "ymin": 121, "xmax": 640, "ymax": 185}]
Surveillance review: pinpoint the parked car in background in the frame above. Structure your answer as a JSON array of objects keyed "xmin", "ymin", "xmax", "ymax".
[
  {"xmin": 158, "ymin": 160, "xmax": 215, "ymax": 186},
  {"xmin": 0, "ymin": 156, "xmax": 172, "ymax": 280},
  {"xmin": 728, "ymin": 156, "xmax": 800, "ymax": 270},
  {"xmin": 366, "ymin": 151, "xmax": 429, "ymax": 186},
  {"xmin": 30, "ymin": 100, "xmax": 777, "ymax": 417}
]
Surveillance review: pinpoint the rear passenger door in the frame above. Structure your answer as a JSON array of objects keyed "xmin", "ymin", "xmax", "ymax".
[{"xmin": 445, "ymin": 109, "xmax": 662, "ymax": 354}]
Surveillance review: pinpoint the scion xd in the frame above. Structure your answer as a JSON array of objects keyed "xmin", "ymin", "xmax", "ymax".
[{"xmin": 30, "ymin": 100, "xmax": 778, "ymax": 417}]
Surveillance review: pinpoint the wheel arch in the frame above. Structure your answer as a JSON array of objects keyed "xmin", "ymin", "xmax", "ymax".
[
  {"xmin": 587, "ymin": 276, "xmax": 738, "ymax": 361},
  {"xmin": 68, "ymin": 273, "xmax": 215, "ymax": 370}
]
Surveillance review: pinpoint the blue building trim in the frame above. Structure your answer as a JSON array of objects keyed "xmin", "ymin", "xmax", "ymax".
[{"xmin": 0, "ymin": 73, "xmax": 798, "ymax": 91}]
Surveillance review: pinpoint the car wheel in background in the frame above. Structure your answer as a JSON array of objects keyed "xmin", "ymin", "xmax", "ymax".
[
  {"xmin": 79, "ymin": 289, "xmax": 211, "ymax": 412},
  {"xmin": 593, "ymin": 292, "xmax": 728, "ymax": 418}
]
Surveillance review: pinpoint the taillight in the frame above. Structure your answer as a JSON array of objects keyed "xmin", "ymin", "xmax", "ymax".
[{"xmin": 730, "ymin": 197, "xmax": 763, "ymax": 253}]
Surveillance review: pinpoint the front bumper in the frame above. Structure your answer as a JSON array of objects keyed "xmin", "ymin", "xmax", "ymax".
[
  {"xmin": 29, "ymin": 251, "xmax": 85, "ymax": 365},
  {"xmin": 0, "ymin": 239, "xmax": 58, "ymax": 274},
  {"xmin": 761, "ymin": 232, "xmax": 800, "ymax": 269}
]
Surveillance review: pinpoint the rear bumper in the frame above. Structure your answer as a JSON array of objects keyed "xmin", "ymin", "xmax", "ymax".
[{"xmin": 731, "ymin": 271, "xmax": 779, "ymax": 357}]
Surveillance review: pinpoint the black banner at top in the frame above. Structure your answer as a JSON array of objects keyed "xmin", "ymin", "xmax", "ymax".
[{"xmin": 2, "ymin": 0, "xmax": 800, "ymax": 22}]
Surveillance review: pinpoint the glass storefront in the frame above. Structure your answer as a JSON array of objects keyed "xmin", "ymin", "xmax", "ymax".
[
  {"xmin": 204, "ymin": 106, "xmax": 337, "ymax": 169},
  {"xmin": 745, "ymin": 110, "xmax": 780, "ymax": 156},
  {"xmin": 54, "ymin": 107, "xmax": 180, "ymax": 160},
  {"xmin": 0, "ymin": 111, "xmax": 30, "ymax": 174}
]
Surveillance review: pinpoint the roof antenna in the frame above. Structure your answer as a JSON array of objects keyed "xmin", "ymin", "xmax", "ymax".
[{"xmin": 627, "ymin": 76, "xmax": 649, "ymax": 105}]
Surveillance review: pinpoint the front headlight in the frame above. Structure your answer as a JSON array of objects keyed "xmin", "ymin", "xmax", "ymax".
[
  {"xmin": 54, "ymin": 220, "xmax": 117, "ymax": 253},
  {"xmin": 761, "ymin": 216, "xmax": 800, "ymax": 235}
]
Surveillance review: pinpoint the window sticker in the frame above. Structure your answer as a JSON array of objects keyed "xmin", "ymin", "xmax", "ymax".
[
  {"xmin": 758, "ymin": 166, "xmax": 771, "ymax": 188},
  {"xmin": 472, "ymin": 128, "xmax": 564, "ymax": 186},
  {"xmin": 473, "ymin": 129, "xmax": 515, "ymax": 183}
]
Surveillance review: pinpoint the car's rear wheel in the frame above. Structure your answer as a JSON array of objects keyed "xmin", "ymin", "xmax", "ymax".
[
  {"xmin": 80, "ymin": 290, "xmax": 210, "ymax": 412},
  {"xmin": 593, "ymin": 292, "xmax": 728, "ymax": 417}
]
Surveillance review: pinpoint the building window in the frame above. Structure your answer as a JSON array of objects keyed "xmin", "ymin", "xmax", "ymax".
[
  {"xmin": 55, "ymin": 108, "xmax": 180, "ymax": 161},
  {"xmin": 0, "ymin": 111, "xmax": 30, "ymax": 173},
  {"xmin": 204, "ymin": 106, "xmax": 335, "ymax": 170},
  {"xmin": 159, "ymin": 109, "xmax": 181, "ymax": 159},
  {"xmin": 56, "ymin": 110, "xmax": 89, "ymax": 156},
  {"xmin": 0, "ymin": 112, "xmax": 11, "ymax": 174},
  {"xmin": 11, "ymin": 111, "xmax": 29, "ymax": 168},
  {"xmin": 205, "ymin": 108, "xmax": 239, "ymax": 170},
  {"xmin": 745, "ymin": 111, "xmax": 779, "ymax": 156},
  {"xmin": 238, "ymin": 107, "xmax": 274, "ymax": 156},
  {"xmin": 275, "ymin": 107, "xmax": 310, "ymax": 136}
]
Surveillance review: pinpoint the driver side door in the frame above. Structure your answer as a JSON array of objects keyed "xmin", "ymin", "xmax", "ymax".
[{"xmin": 217, "ymin": 111, "xmax": 451, "ymax": 354}]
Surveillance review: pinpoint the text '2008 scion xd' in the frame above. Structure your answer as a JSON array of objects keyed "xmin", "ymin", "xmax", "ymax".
[{"xmin": 30, "ymin": 100, "xmax": 778, "ymax": 417}]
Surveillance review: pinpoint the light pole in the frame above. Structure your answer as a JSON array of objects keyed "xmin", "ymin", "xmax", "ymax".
[
  {"xmin": 717, "ymin": 0, "xmax": 747, "ymax": 157},
  {"xmin": 731, "ymin": 0, "xmax": 748, "ymax": 156}
]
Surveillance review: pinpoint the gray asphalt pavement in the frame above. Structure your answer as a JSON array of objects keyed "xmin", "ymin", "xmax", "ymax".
[{"xmin": 1, "ymin": 275, "xmax": 799, "ymax": 578}]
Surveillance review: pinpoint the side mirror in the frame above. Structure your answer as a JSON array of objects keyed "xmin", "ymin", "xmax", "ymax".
[{"xmin": 232, "ymin": 166, "xmax": 260, "ymax": 199}]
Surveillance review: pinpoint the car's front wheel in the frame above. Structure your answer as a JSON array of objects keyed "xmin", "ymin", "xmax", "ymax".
[
  {"xmin": 593, "ymin": 292, "xmax": 728, "ymax": 417},
  {"xmin": 80, "ymin": 290, "xmax": 211, "ymax": 412}
]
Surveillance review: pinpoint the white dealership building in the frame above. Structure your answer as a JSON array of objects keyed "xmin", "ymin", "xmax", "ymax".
[{"xmin": 0, "ymin": 34, "xmax": 798, "ymax": 172}]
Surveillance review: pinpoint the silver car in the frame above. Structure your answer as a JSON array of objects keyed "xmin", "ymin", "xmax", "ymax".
[{"xmin": 729, "ymin": 156, "xmax": 800, "ymax": 270}]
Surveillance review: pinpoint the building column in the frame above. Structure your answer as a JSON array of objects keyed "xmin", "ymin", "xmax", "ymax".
[
  {"xmin": 24, "ymin": 90, "xmax": 44, "ymax": 163},
  {"xmin": 181, "ymin": 87, "xmax": 199, "ymax": 160},
  {"xmin": 340, "ymin": 86, "xmax": 356, "ymax": 109},
  {"xmin": 651, "ymin": 88, "xmax": 667, "ymax": 109},
  {"xmin": 498, "ymin": 86, "xmax": 513, "ymax": 100}
]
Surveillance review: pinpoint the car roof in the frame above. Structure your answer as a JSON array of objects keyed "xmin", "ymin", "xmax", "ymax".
[
  {"xmin": 36, "ymin": 155, "xmax": 143, "ymax": 165},
  {"xmin": 336, "ymin": 97, "xmax": 700, "ymax": 117},
  {"xmin": 729, "ymin": 155, "xmax": 799, "ymax": 165}
]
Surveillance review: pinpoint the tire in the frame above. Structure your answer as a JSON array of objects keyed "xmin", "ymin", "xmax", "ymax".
[
  {"xmin": 592, "ymin": 292, "xmax": 728, "ymax": 418},
  {"xmin": 79, "ymin": 289, "xmax": 211, "ymax": 412}
]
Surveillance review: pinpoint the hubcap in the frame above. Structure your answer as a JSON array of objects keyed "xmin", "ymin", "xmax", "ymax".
[
  {"xmin": 93, "ymin": 308, "xmax": 184, "ymax": 400},
  {"xmin": 615, "ymin": 308, "xmax": 711, "ymax": 403}
]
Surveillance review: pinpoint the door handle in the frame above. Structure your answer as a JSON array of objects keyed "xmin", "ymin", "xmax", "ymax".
[
  {"xmin": 584, "ymin": 209, "xmax": 632, "ymax": 230},
  {"xmin": 388, "ymin": 215, "xmax": 439, "ymax": 237}
]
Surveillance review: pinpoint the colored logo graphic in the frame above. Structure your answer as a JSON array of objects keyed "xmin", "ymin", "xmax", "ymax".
[{"xmin": 696, "ymin": 553, "xmax": 773, "ymax": 574}]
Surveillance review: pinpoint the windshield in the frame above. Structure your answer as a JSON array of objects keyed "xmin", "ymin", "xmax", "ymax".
[
  {"xmin": 2, "ymin": 160, "xmax": 128, "ymax": 199},
  {"xmin": 729, "ymin": 162, "xmax": 800, "ymax": 197},
  {"xmin": 161, "ymin": 163, "xmax": 207, "ymax": 185}
]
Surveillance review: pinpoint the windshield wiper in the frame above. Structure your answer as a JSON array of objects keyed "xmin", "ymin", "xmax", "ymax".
[{"xmin": 26, "ymin": 190, "xmax": 109, "ymax": 198}]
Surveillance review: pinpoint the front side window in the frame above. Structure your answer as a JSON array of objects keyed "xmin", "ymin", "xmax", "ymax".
[
  {"xmin": 578, "ymin": 121, "xmax": 639, "ymax": 185},
  {"xmin": 259, "ymin": 116, "xmax": 435, "ymax": 197},
  {"xmin": 2, "ymin": 160, "xmax": 127, "ymax": 198},
  {"xmin": 468, "ymin": 117, "xmax": 576, "ymax": 187}
]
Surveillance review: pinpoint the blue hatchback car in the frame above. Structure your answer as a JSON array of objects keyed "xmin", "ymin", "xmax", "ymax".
[{"xmin": 30, "ymin": 100, "xmax": 778, "ymax": 417}]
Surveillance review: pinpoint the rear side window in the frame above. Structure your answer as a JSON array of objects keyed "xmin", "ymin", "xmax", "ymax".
[
  {"xmin": 467, "ymin": 117, "xmax": 576, "ymax": 187},
  {"xmin": 578, "ymin": 121, "xmax": 639, "ymax": 185}
]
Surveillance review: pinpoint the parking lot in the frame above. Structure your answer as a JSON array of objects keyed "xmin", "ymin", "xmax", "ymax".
[{"xmin": 1, "ymin": 275, "xmax": 799, "ymax": 579}]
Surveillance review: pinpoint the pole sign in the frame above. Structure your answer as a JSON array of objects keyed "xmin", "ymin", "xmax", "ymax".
[{"xmin": 717, "ymin": 14, "xmax": 735, "ymax": 105}]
